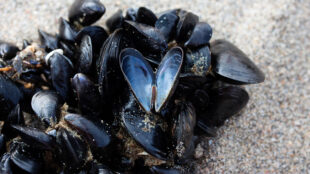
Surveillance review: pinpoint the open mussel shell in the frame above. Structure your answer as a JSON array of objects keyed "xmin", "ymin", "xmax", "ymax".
[
  {"xmin": 58, "ymin": 17, "xmax": 78, "ymax": 43},
  {"xmin": 120, "ymin": 47, "xmax": 183, "ymax": 113},
  {"xmin": 211, "ymin": 39, "xmax": 265, "ymax": 84},
  {"xmin": 0, "ymin": 41, "xmax": 20, "ymax": 60},
  {"xmin": 184, "ymin": 45, "xmax": 211, "ymax": 76},
  {"xmin": 123, "ymin": 20, "xmax": 167, "ymax": 58},
  {"xmin": 136, "ymin": 7, "xmax": 158, "ymax": 26},
  {"xmin": 76, "ymin": 35, "xmax": 93, "ymax": 74},
  {"xmin": 120, "ymin": 48, "xmax": 154, "ymax": 113},
  {"xmin": 75, "ymin": 26, "xmax": 108, "ymax": 55},
  {"xmin": 106, "ymin": 9, "xmax": 124, "ymax": 33},
  {"xmin": 197, "ymin": 86, "xmax": 249, "ymax": 127},
  {"xmin": 38, "ymin": 29, "xmax": 59, "ymax": 52},
  {"xmin": 155, "ymin": 47, "xmax": 183, "ymax": 112},
  {"xmin": 64, "ymin": 114, "xmax": 111, "ymax": 149},
  {"xmin": 184, "ymin": 22, "xmax": 212, "ymax": 48},
  {"xmin": 155, "ymin": 12, "xmax": 179, "ymax": 42},
  {"xmin": 31, "ymin": 90, "xmax": 63, "ymax": 126},
  {"xmin": 0, "ymin": 74, "xmax": 23, "ymax": 120},
  {"xmin": 68, "ymin": 0, "xmax": 105, "ymax": 26},
  {"xmin": 175, "ymin": 12, "xmax": 199, "ymax": 44},
  {"xmin": 72, "ymin": 73, "xmax": 101, "ymax": 118},
  {"xmin": 121, "ymin": 94, "xmax": 169, "ymax": 160}
]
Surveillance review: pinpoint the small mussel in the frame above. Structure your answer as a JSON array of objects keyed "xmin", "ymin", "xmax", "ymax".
[
  {"xmin": 155, "ymin": 12, "xmax": 179, "ymax": 42},
  {"xmin": 210, "ymin": 39, "xmax": 265, "ymax": 84},
  {"xmin": 68, "ymin": 0, "xmax": 106, "ymax": 26},
  {"xmin": 184, "ymin": 45, "xmax": 211, "ymax": 76},
  {"xmin": 106, "ymin": 9, "xmax": 124, "ymax": 33},
  {"xmin": 175, "ymin": 11, "xmax": 199, "ymax": 44},
  {"xmin": 72, "ymin": 73, "xmax": 101, "ymax": 118},
  {"xmin": 38, "ymin": 29, "xmax": 59, "ymax": 52},
  {"xmin": 31, "ymin": 90, "xmax": 63, "ymax": 126},
  {"xmin": 136, "ymin": 7, "xmax": 158, "ymax": 26},
  {"xmin": 64, "ymin": 113, "xmax": 111, "ymax": 149},
  {"xmin": 75, "ymin": 25, "xmax": 108, "ymax": 55},
  {"xmin": 0, "ymin": 41, "xmax": 20, "ymax": 60},
  {"xmin": 184, "ymin": 22, "xmax": 212, "ymax": 48},
  {"xmin": 45, "ymin": 50, "xmax": 74, "ymax": 102},
  {"xmin": 0, "ymin": 1, "xmax": 266, "ymax": 173},
  {"xmin": 123, "ymin": 21, "xmax": 168, "ymax": 58},
  {"xmin": 0, "ymin": 74, "xmax": 23, "ymax": 120},
  {"xmin": 58, "ymin": 17, "xmax": 78, "ymax": 43}
]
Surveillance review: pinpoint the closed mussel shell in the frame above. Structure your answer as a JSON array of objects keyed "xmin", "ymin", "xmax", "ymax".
[
  {"xmin": 10, "ymin": 141, "xmax": 43, "ymax": 174},
  {"xmin": 123, "ymin": 20, "xmax": 167, "ymax": 58},
  {"xmin": 125, "ymin": 8, "xmax": 138, "ymax": 21},
  {"xmin": 75, "ymin": 26, "xmax": 108, "ymax": 55},
  {"xmin": 121, "ymin": 94, "xmax": 169, "ymax": 160},
  {"xmin": 76, "ymin": 35, "xmax": 93, "ymax": 75},
  {"xmin": 184, "ymin": 45, "xmax": 211, "ymax": 76},
  {"xmin": 1, "ymin": 104, "xmax": 25, "ymax": 139},
  {"xmin": 210, "ymin": 39, "xmax": 265, "ymax": 84},
  {"xmin": 175, "ymin": 12, "xmax": 199, "ymax": 44},
  {"xmin": 0, "ymin": 41, "xmax": 20, "ymax": 60},
  {"xmin": 31, "ymin": 90, "xmax": 63, "ymax": 126},
  {"xmin": 22, "ymin": 39, "xmax": 31, "ymax": 49},
  {"xmin": 68, "ymin": 0, "xmax": 105, "ymax": 26},
  {"xmin": 11, "ymin": 125, "xmax": 55, "ymax": 150},
  {"xmin": 197, "ymin": 86, "xmax": 249, "ymax": 127},
  {"xmin": 171, "ymin": 101, "xmax": 196, "ymax": 161},
  {"xmin": 184, "ymin": 22, "xmax": 212, "ymax": 48},
  {"xmin": 155, "ymin": 12, "xmax": 179, "ymax": 42},
  {"xmin": 72, "ymin": 73, "xmax": 101, "ymax": 118},
  {"xmin": 48, "ymin": 52, "xmax": 74, "ymax": 102},
  {"xmin": 59, "ymin": 40, "xmax": 76, "ymax": 60},
  {"xmin": 106, "ymin": 9, "xmax": 124, "ymax": 33},
  {"xmin": 97, "ymin": 29, "xmax": 126, "ymax": 115},
  {"xmin": 136, "ymin": 7, "xmax": 158, "ymax": 26},
  {"xmin": 150, "ymin": 165, "xmax": 182, "ymax": 174},
  {"xmin": 56, "ymin": 128, "xmax": 88, "ymax": 171},
  {"xmin": 0, "ymin": 74, "xmax": 23, "ymax": 121},
  {"xmin": 38, "ymin": 29, "xmax": 59, "ymax": 52},
  {"xmin": 58, "ymin": 17, "xmax": 78, "ymax": 43},
  {"xmin": 64, "ymin": 114, "xmax": 111, "ymax": 149}
]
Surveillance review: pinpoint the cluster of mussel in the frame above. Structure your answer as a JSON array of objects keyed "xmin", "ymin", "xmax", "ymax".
[{"xmin": 0, "ymin": 0, "xmax": 265, "ymax": 173}]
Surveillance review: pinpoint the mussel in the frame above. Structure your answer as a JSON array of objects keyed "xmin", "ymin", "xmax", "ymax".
[
  {"xmin": 0, "ymin": 74, "xmax": 23, "ymax": 120},
  {"xmin": 210, "ymin": 39, "xmax": 265, "ymax": 84},
  {"xmin": 31, "ymin": 90, "xmax": 63, "ymax": 126},
  {"xmin": 0, "ymin": 41, "xmax": 20, "ymax": 60},
  {"xmin": 68, "ymin": 0, "xmax": 106, "ymax": 26},
  {"xmin": 120, "ymin": 46, "xmax": 183, "ymax": 113}
]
